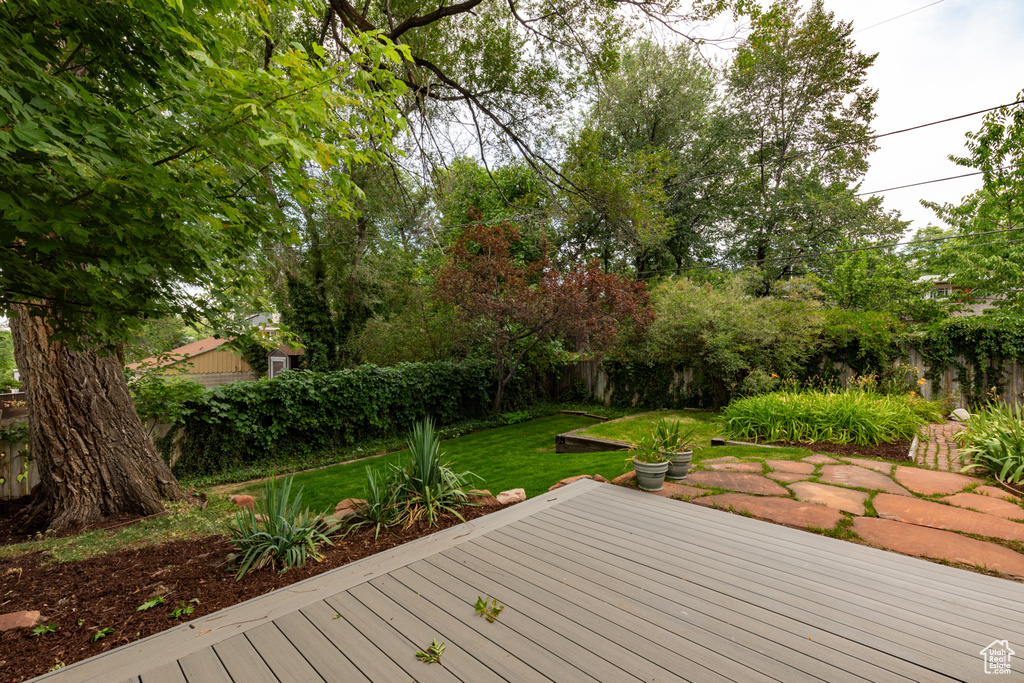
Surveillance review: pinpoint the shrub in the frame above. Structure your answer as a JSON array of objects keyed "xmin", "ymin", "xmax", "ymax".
[
  {"xmin": 228, "ymin": 475, "xmax": 337, "ymax": 580},
  {"xmin": 127, "ymin": 370, "xmax": 206, "ymax": 425},
  {"xmin": 956, "ymin": 402, "xmax": 1024, "ymax": 485},
  {"xmin": 722, "ymin": 389, "xmax": 929, "ymax": 446}
]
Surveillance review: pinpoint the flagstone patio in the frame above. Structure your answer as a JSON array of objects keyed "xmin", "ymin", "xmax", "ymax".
[{"xmin": 610, "ymin": 449, "xmax": 1024, "ymax": 580}]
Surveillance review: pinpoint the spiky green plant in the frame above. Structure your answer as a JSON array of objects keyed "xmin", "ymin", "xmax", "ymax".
[
  {"xmin": 347, "ymin": 465, "xmax": 400, "ymax": 539},
  {"xmin": 228, "ymin": 475, "xmax": 337, "ymax": 580},
  {"xmin": 957, "ymin": 401, "xmax": 1024, "ymax": 485}
]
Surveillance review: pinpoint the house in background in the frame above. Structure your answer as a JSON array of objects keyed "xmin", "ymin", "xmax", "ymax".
[
  {"xmin": 127, "ymin": 337, "xmax": 257, "ymax": 388},
  {"xmin": 919, "ymin": 275, "xmax": 1001, "ymax": 316}
]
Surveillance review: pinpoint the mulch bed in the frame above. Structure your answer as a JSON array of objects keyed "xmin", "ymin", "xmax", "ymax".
[
  {"xmin": 0, "ymin": 503, "xmax": 508, "ymax": 682},
  {"xmin": 764, "ymin": 439, "xmax": 913, "ymax": 462}
]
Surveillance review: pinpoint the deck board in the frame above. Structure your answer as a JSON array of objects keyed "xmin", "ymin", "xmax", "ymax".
[{"xmin": 32, "ymin": 479, "xmax": 1024, "ymax": 683}]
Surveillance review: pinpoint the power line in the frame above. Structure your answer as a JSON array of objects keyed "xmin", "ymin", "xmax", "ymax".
[{"xmin": 851, "ymin": 0, "xmax": 945, "ymax": 35}]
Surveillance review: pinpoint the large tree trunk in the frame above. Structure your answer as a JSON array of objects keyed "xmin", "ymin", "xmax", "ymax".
[{"xmin": 10, "ymin": 305, "xmax": 185, "ymax": 533}]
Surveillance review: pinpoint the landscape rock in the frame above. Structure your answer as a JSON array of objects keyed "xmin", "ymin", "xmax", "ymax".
[
  {"xmin": 593, "ymin": 474, "xmax": 611, "ymax": 484},
  {"xmin": 497, "ymin": 488, "xmax": 526, "ymax": 504},
  {"xmin": 767, "ymin": 472, "xmax": 814, "ymax": 484},
  {"xmin": 766, "ymin": 460, "xmax": 815, "ymax": 474},
  {"xmin": 940, "ymin": 492, "xmax": 1024, "ymax": 521},
  {"xmin": 975, "ymin": 485, "xmax": 1021, "ymax": 502},
  {"xmin": 840, "ymin": 457, "xmax": 894, "ymax": 474},
  {"xmin": 611, "ymin": 471, "xmax": 636, "ymax": 486},
  {"xmin": 548, "ymin": 475, "xmax": 596, "ymax": 491},
  {"xmin": 0, "ymin": 611, "xmax": 40, "ymax": 632},
  {"xmin": 692, "ymin": 493, "xmax": 844, "ymax": 530},
  {"xmin": 802, "ymin": 454, "xmax": 838, "ymax": 464},
  {"xmin": 707, "ymin": 462, "xmax": 763, "ymax": 473},
  {"xmin": 873, "ymin": 493, "xmax": 1024, "ymax": 542},
  {"xmin": 894, "ymin": 466, "xmax": 980, "ymax": 496},
  {"xmin": 468, "ymin": 490, "xmax": 500, "ymax": 506},
  {"xmin": 685, "ymin": 471, "xmax": 788, "ymax": 496},
  {"xmin": 649, "ymin": 481, "xmax": 708, "ymax": 500},
  {"xmin": 818, "ymin": 465, "xmax": 911, "ymax": 496},
  {"xmin": 788, "ymin": 481, "xmax": 868, "ymax": 515},
  {"xmin": 948, "ymin": 408, "xmax": 971, "ymax": 422},
  {"xmin": 853, "ymin": 517, "xmax": 1024, "ymax": 579},
  {"xmin": 332, "ymin": 498, "xmax": 367, "ymax": 520},
  {"xmin": 228, "ymin": 494, "xmax": 255, "ymax": 509}
]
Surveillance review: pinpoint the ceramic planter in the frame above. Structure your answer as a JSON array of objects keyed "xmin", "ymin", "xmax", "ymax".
[
  {"xmin": 632, "ymin": 457, "xmax": 669, "ymax": 492},
  {"xmin": 664, "ymin": 448, "xmax": 693, "ymax": 481}
]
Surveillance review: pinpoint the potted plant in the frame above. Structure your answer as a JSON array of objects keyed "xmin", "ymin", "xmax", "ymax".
[
  {"xmin": 627, "ymin": 437, "xmax": 670, "ymax": 491},
  {"xmin": 651, "ymin": 419, "xmax": 699, "ymax": 482}
]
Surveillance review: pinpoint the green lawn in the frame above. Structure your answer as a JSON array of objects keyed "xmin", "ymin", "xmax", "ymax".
[
  {"xmin": 578, "ymin": 409, "xmax": 811, "ymax": 462},
  {"xmin": 241, "ymin": 414, "xmax": 639, "ymax": 512}
]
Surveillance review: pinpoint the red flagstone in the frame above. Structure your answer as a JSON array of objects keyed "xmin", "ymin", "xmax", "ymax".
[
  {"xmin": 941, "ymin": 493, "xmax": 1024, "ymax": 521},
  {"xmin": 873, "ymin": 493, "xmax": 1024, "ymax": 542},
  {"xmin": 841, "ymin": 457, "xmax": 894, "ymax": 474},
  {"xmin": 788, "ymin": 481, "xmax": 868, "ymax": 515},
  {"xmin": 650, "ymin": 481, "xmax": 709, "ymax": 500},
  {"xmin": 685, "ymin": 471, "xmax": 788, "ymax": 496},
  {"xmin": 802, "ymin": 454, "xmax": 838, "ymax": 464},
  {"xmin": 766, "ymin": 460, "xmax": 815, "ymax": 474},
  {"xmin": 975, "ymin": 485, "xmax": 1021, "ymax": 502},
  {"xmin": 707, "ymin": 462, "xmax": 763, "ymax": 473},
  {"xmin": 768, "ymin": 472, "xmax": 814, "ymax": 484},
  {"xmin": 853, "ymin": 517, "xmax": 1024, "ymax": 579},
  {"xmin": 692, "ymin": 493, "xmax": 844, "ymax": 530},
  {"xmin": 894, "ymin": 466, "xmax": 981, "ymax": 496},
  {"xmin": 818, "ymin": 465, "xmax": 911, "ymax": 496}
]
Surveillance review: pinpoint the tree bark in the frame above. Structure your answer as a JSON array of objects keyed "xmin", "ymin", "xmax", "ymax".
[{"xmin": 9, "ymin": 305, "xmax": 185, "ymax": 533}]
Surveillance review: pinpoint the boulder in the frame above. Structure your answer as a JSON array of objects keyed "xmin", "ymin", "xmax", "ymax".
[
  {"xmin": 548, "ymin": 475, "xmax": 594, "ymax": 491},
  {"xmin": 228, "ymin": 494, "xmax": 255, "ymax": 509},
  {"xmin": 612, "ymin": 471, "xmax": 636, "ymax": 485},
  {"xmin": 496, "ymin": 488, "xmax": 526, "ymax": 505},
  {"xmin": 0, "ymin": 611, "xmax": 40, "ymax": 632},
  {"xmin": 332, "ymin": 498, "xmax": 367, "ymax": 520},
  {"xmin": 593, "ymin": 474, "xmax": 610, "ymax": 484},
  {"xmin": 948, "ymin": 408, "xmax": 971, "ymax": 422},
  {"xmin": 468, "ymin": 489, "xmax": 500, "ymax": 506}
]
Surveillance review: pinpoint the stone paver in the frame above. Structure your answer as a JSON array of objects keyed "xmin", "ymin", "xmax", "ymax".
[
  {"xmin": 700, "ymin": 456, "xmax": 738, "ymax": 464},
  {"xmin": 684, "ymin": 471, "xmax": 788, "ymax": 496},
  {"xmin": 768, "ymin": 473, "xmax": 814, "ymax": 484},
  {"xmin": 894, "ymin": 466, "xmax": 981, "ymax": 496},
  {"xmin": 766, "ymin": 460, "xmax": 815, "ymax": 474},
  {"xmin": 853, "ymin": 517, "xmax": 1024, "ymax": 579},
  {"xmin": 693, "ymin": 493, "xmax": 844, "ymax": 530},
  {"xmin": 818, "ymin": 465, "xmax": 912, "ymax": 496},
  {"xmin": 707, "ymin": 462, "xmax": 763, "ymax": 473},
  {"xmin": 840, "ymin": 457, "xmax": 894, "ymax": 474},
  {"xmin": 802, "ymin": 454, "xmax": 838, "ymax": 464},
  {"xmin": 941, "ymin": 493, "xmax": 1024, "ymax": 521},
  {"xmin": 873, "ymin": 493, "xmax": 1024, "ymax": 542},
  {"xmin": 650, "ymin": 480, "xmax": 709, "ymax": 500},
  {"xmin": 0, "ymin": 611, "xmax": 40, "ymax": 632},
  {"xmin": 788, "ymin": 481, "xmax": 868, "ymax": 515},
  {"xmin": 975, "ymin": 485, "xmax": 1021, "ymax": 502},
  {"xmin": 915, "ymin": 422, "xmax": 963, "ymax": 472}
]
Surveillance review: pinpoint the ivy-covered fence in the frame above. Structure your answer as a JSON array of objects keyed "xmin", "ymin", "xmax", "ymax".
[
  {"xmin": 168, "ymin": 360, "xmax": 538, "ymax": 476},
  {"xmin": 0, "ymin": 422, "xmax": 34, "ymax": 500}
]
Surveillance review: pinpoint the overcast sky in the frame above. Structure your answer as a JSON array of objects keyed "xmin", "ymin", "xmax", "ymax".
[{"xmin": 816, "ymin": 0, "xmax": 1024, "ymax": 236}]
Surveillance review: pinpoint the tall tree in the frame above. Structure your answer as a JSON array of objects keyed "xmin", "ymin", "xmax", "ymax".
[
  {"xmin": 724, "ymin": 0, "xmax": 897, "ymax": 284},
  {"xmin": 434, "ymin": 214, "xmax": 652, "ymax": 411},
  {"xmin": 924, "ymin": 94, "xmax": 1024, "ymax": 311},
  {"xmin": 0, "ymin": 0, "xmax": 407, "ymax": 530}
]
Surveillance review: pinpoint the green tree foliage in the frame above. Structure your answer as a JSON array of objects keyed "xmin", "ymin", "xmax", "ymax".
[
  {"xmin": 817, "ymin": 246, "xmax": 944, "ymax": 322},
  {"xmin": 924, "ymin": 93, "xmax": 1024, "ymax": 311},
  {"xmin": 122, "ymin": 317, "xmax": 203, "ymax": 366},
  {"xmin": 0, "ymin": 0, "xmax": 410, "ymax": 342},
  {"xmin": 724, "ymin": 0, "xmax": 900, "ymax": 282},
  {"xmin": 643, "ymin": 273, "xmax": 824, "ymax": 403},
  {"xmin": 0, "ymin": 329, "xmax": 17, "ymax": 390}
]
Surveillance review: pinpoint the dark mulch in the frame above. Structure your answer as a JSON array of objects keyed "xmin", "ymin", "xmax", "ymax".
[
  {"xmin": 765, "ymin": 439, "xmax": 913, "ymax": 462},
  {"xmin": 0, "ymin": 503, "xmax": 507, "ymax": 682}
]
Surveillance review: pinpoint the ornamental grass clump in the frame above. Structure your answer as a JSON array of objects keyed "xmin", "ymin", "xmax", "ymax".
[
  {"xmin": 721, "ymin": 389, "xmax": 928, "ymax": 446},
  {"xmin": 228, "ymin": 475, "xmax": 337, "ymax": 580},
  {"xmin": 956, "ymin": 401, "xmax": 1024, "ymax": 485}
]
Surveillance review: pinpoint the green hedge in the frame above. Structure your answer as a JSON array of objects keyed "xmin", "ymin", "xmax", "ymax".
[{"xmin": 172, "ymin": 361, "xmax": 535, "ymax": 477}]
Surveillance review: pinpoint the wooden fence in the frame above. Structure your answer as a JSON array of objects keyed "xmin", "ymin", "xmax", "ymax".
[{"xmin": 0, "ymin": 436, "xmax": 36, "ymax": 500}]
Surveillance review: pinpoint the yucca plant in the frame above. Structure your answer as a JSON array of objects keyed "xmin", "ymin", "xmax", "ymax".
[
  {"xmin": 956, "ymin": 401, "xmax": 1024, "ymax": 485},
  {"xmin": 347, "ymin": 465, "xmax": 400, "ymax": 539},
  {"xmin": 228, "ymin": 475, "xmax": 337, "ymax": 580},
  {"xmin": 391, "ymin": 417, "xmax": 479, "ymax": 528}
]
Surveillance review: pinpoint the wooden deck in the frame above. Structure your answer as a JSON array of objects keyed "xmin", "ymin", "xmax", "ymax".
[{"xmin": 35, "ymin": 479, "xmax": 1024, "ymax": 682}]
